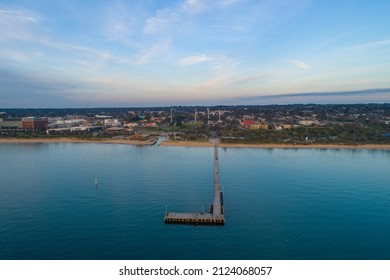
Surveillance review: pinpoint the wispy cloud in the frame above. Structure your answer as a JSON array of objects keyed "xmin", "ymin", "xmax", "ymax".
[
  {"xmin": 343, "ymin": 39, "xmax": 390, "ymax": 56},
  {"xmin": 102, "ymin": 1, "xmax": 135, "ymax": 43},
  {"xmin": 187, "ymin": 55, "xmax": 240, "ymax": 93},
  {"xmin": 232, "ymin": 73, "xmax": 271, "ymax": 85},
  {"xmin": 143, "ymin": 8, "xmax": 180, "ymax": 34},
  {"xmin": 143, "ymin": 0, "xmax": 209, "ymax": 34},
  {"xmin": 222, "ymin": 88, "xmax": 390, "ymax": 105},
  {"xmin": 182, "ymin": 0, "xmax": 207, "ymax": 14},
  {"xmin": 1, "ymin": 1, "xmax": 389, "ymax": 107},
  {"xmin": 0, "ymin": 67, "xmax": 97, "ymax": 107},
  {"xmin": 38, "ymin": 38, "xmax": 127, "ymax": 67},
  {"xmin": 0, "ymin": 7, "xmax": 140, "ymax": 68},
  {"xmin": 0, "ymin": 8, "xmax": 42, "ymax": 42},
  {"xmin": 271, "ymin": 88, "xmax": 390, "ymax": 98},
  {"xmin": 0, "ymin": 8, "xmax": 39, "ymax": 23},
  {"xmin": 290, "ymin": 60, "xmax": 310, "ymax": 69},
  {"xmin": 217, "ymin": 0, "xmax": 243, "ymax": 7},
  {"xmin": 0, "ymin": 50, "xmax": 29, "ymax": 62},
  {"xmin": 137, "ymin": 39, "xmax": 171, "ymax": 64},
  {"xmin": 237, "ymin": 88, "xmax": 390, "ymax": 101},
  {"xmin": 180, "ymin": 54, "xmax": 211, "ymax": 65}
]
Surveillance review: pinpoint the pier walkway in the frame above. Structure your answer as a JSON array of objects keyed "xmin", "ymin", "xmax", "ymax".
[{"xmin": 164, "ymin": 140, "xmax": 225, "ymax": 225}]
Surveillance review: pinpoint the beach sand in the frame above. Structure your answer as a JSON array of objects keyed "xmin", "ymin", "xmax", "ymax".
[
  {"xmin": 160, "ymin": 141, "xmax": 390, "ymax": 150},
  {"xmin": 0, "ymin": 138, "xmax": 154, "ymax": 146},
  {"xmin": 1, "ymin": 138, "xmax": 390, "ymax": 149}
]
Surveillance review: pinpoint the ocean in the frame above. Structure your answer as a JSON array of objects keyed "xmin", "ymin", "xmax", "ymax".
[{"xmin": 0, "ymin": 143, "xmax": 389, "ymax": 259}]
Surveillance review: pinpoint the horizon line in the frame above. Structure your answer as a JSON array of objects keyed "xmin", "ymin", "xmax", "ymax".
[{"xmin": 1, "ymin": 87, "xmax": 390, "ymax": 109}]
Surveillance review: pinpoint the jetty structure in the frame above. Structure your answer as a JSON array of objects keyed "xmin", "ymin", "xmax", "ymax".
[{"xmin": 164, "ymin": 140, "xmax": 225, "ymax": 225}]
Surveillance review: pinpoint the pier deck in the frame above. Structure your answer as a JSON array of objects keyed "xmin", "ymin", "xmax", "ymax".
[
  {"xmin": 164, "ymin": 212, "xmax": 224, "ymax": 225},
  {"xmin": 164, "ymin": 140, "xmax": 225, "ymax": 226}
]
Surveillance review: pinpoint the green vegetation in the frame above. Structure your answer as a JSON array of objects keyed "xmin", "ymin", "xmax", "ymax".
[{"xmin": 1, "ymin": 104, "xmax": 389, "ymax": 145}]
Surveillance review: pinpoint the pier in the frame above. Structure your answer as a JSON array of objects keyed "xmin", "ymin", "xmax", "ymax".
[{"xmin": 164, "ymin": 140, "xmax": 225, "ymax": 225}]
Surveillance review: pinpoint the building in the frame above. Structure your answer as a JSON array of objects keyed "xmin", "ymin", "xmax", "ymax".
[
  {"xmin": 21, "ymin": 117, "xmax": 49, "ymax": 130},
  {"xmin": 241, "ymin": 120, "xmax": 256, "ymax": 127},
  {"xmin": 241, "ymin": 120, "xmax": 268, "ymax": 130},
  {"xmin": 1, "ymin": 118, "xmax": 22, "ymax": 129},
  {"xmin": 299, "ymin": 120, "xmax": 318, "ymax": 126}
]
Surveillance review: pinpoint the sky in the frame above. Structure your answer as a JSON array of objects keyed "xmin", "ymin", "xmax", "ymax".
[{"xmin": 1, "ymin": 0, "xmax": 390, "ymax": 108}]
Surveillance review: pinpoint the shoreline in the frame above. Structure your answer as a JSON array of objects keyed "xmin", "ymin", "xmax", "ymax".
[
  {"xmin": 1, "ymin": 138, "xmax": 390, "ymax": 149},
  {"xmin": 0, "ymin": 138, "xmax": 154, "ymax": 146},
  {"xmin": 161, "ymin": 141, "xmax": 390, "ymax": 150}
]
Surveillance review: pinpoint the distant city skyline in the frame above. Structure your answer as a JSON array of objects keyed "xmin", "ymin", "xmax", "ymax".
[{"xmin": 1, "ymin": 0, "xmax": 390, "ymax": 108}]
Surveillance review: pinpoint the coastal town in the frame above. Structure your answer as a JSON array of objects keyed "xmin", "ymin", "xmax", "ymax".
[{"xmin": 1, "ymin": 104, "xmax": 390, "ymax": 145}]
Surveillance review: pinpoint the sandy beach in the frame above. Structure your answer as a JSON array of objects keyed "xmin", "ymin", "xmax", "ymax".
[
  {"xmin": 160, "ymin": 141, "xmax": 390, "ymax": 149},
  {"xmin": 1, "ymin": 137, "xmax": 390, "ymax": 149},
  {"xmin": 0, "ymin": 138, "xmax": 154, "ymax": 146}
]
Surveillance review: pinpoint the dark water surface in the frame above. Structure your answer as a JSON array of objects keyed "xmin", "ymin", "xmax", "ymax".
[{"xmin": 0, "ymin": 143, "xmax": 389, "ymax": 259}]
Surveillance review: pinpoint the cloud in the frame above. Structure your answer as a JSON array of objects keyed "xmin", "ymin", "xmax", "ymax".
[
  {"xmin": 137, "ymin": 39, "xmax": 171, "ymax": 64},
  {"xmin": 143, "ymin": 0, "xmax": 209, "ymax": 34},
  {"xmin": 143, "ymin": 9, "xmax": 180, "ymax": 34},
  {"xmin": 0, "ymin": 10, "xmax": 138, "ymax": 68},
  {"xmin": 182, "ymin": 0, "xmax": 207, "ymax": 14},
  {"xmin": 142, "ymin": 0, "xmax": 250, "ymax": 35},
  {"xmin": 102, "ymin": 1, "xmax": 136, "ymax": 43},
  {"xmin": 343, "ymin": 39, "xmax": 390, "ymax": 56},
  {"xmin": 0, "ymin": 50, "xmax": 29, "ymax": 62},
  {"xmin": 36, "ymin": 38, "xmax": 127, "ymax": 67},
  {"xmin": 289, "ymin": 88, "xmax": 390, "ymax": 97},
  {"xmin": 0, "ymin": 8, "xmax": 38, "ymax": 23},
  {"xmin": 218, "ymin": 88, "xmax": 390, "ymax": 105},
  {"xmin": 0, "ymin": 68, "xmax": 95, "ymax": 107},
  {"xmin": 180, "ymin": 54, "xmax": 211, "ymax": 65},
  {"xmin": 242, "ymin": 88, "xmax": 390, "ymax": 100},
  {"xmin": 104, "ymin": 18, "xmax": 132, "ymax": 43},
  {"xmin": 0, "ymin": 8, "xmax": 42, "ymax": 42},
  {"xmin": 232, "ymin": 73, "xmax": 271, "ymax": 85},
  {"xmin": 290, "ymin": 60, "xmax": 310, "ymax": 69},
  {"xmin": 217, "ymin": 0, "xmax": 243, "ymax": 7},
  {"xmin": 186, "ymin": 55, "xmax": 240, "ymax": 93}
]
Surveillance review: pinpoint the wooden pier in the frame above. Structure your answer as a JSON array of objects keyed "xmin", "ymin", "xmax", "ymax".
[
  {"xmin": 164, "ymin": 140, "xmax": 225, "ymax": 225},
  {"xmin": 164, "ymin": 212, "xmax": 225, "ymax": 225}
]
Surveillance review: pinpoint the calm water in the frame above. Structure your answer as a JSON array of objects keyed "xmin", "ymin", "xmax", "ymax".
[{"xmin": 0, "ymin": 143, "xmax": 389, "ymax": 260}]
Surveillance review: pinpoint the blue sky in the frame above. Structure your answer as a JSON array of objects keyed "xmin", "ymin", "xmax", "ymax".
[{"xmin": 1, "ymin": 0, "xmax": 390, "ymax": 107}]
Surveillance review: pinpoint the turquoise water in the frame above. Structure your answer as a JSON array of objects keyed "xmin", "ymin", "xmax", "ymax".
[{"xmin": 0, "ymin": 143, "xmax": 389, "ymax": 260}]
